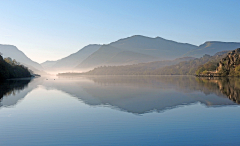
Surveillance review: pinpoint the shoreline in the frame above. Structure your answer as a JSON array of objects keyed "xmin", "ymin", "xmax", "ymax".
[{"xmin": 6, "ymin": 76, "xmax": 40, "ymax": 81}]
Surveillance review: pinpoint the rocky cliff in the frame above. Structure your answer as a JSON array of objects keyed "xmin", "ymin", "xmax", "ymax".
[{"xmin": 217, "ymin": 48, "xmax": 240, "ymax": 76}]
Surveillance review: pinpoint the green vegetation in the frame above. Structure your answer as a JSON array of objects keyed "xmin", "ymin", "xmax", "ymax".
[
  {"xmin": 196, "ymin": 48, "xmax": 240, "ymax": 76},
  {"xmin": 0, "ymin": 54, "xmax": 31, "ymax": 80},
  {"xmin": 195, "ymin": 62, "xmax": 218, "ymax": 75},
  {"xmin": 218, "ymin": 67, "xmax": 228, "ymax": 76},
  {"xmin": 235, "ymin": 65, "xmax": 240, "ymax": 76},
  {"xmin": 151, "ymin": 54, "xmax": 219, "ymax": 75}
]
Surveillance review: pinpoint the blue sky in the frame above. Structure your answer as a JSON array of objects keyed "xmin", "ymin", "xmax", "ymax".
[{"xmin": 0, "ymin": 0, "xmax": 239, "ymax": 63}]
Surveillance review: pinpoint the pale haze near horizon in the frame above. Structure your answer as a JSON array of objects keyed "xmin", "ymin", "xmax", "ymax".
[{"xmin": 0, "ymin": 0, "xmax": 239, "ymax": 63}]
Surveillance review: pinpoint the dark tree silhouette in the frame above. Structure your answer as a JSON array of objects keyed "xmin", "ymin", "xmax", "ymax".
[{"xmin": 0, "ymin": 54, "xmax": 31, "ymax": 80}]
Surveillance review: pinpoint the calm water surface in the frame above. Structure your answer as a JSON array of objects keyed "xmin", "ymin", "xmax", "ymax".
[{"xmin": 0, "ymin": 76, "xmax": 240, "ymax": 146}]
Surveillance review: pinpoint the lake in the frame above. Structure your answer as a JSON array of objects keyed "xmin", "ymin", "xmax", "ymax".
[{"xmin": 0, "ymin": 76, "xmax": 240, "ymax": 146}]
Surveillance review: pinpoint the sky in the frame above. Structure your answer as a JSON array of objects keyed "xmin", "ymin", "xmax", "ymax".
[{"xmin": 0, "ymin": 0, "xmax": 240, "ymax": 63}]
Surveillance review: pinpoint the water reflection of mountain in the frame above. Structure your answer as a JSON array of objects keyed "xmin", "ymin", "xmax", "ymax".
[
  {"xmin": 48, "ymin": 76, "xmax": 239, "ymax": 114},
  {"xmin": 0, "ymin": 78, "xmax": 37, "ymax": 107},
  {"xmin": 1, "ymin": 76, "xmax": 240, "ymax": 114}
]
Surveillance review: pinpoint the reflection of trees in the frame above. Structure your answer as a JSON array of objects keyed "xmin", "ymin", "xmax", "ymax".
[
  {"xmin": 84, "ymin": 76, "xmax": 240, "ymax": 104},
  {"xmin": 0, "ymin": 80, "xmax": 31, "ymax": 99},
  {"xmin": 195, "ymin": 78, "xmax": 240, "ymax": 104}
]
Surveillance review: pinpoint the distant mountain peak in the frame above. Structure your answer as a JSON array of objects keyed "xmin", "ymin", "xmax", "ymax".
[
  {"xmin": 202, "ymin": 41, "xmax": 240, "ymax": 45},
  {"xmin": 76, "ymin": 35, "xmax": 198, "ymax": 69},
  {"xmin": 185, "ymin": 41, "xmax": 240, "ymax": 58},
  {"xmin": 155, "ymin": 36, "xmax": 164, "ymax": 39},
  {"xmin": 130, "ymin": 35, "xmax": 148, "ymax": 38}
]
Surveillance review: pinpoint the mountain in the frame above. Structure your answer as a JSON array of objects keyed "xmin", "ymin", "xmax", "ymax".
[
  {"xmin": 0, "ymin": 45, "xmax": 45, "ymax": 75},
  {"xmin": 63, "ymin": 57, "xmax": 195, "ymax": 76},
  {"xmin": 184, "ymin": 41, "xmax": 240, "ymax": 58},
  {"xmin": 41, "ymin": 44, "xmax": 101, "ymax": 72},
  {"xmin": 75, "ymin": 35, "xmax": 198, "ymax": 69},
  {"xmin": 69, "ymin": 50, "xmax": 228, "ymax": 76},
  {"xmin": 41, "ymin": 60, "xmax": 57, "ymax": 70},
  {"xmin": 44, "ymin": 36, "xmax": 240, "ymax": 72},
  {"xmin": 104, "ymin": 51, "xmax": 156, "ymax": 66},
  {"xmin": 109, "ymin": 35, "xmax": 197, "ymax": 58}
]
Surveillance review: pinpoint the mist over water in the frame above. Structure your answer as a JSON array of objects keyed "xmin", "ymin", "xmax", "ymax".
[{"xmin": 0, "ymin": 76, "xmax": 240, "ymax": 145}]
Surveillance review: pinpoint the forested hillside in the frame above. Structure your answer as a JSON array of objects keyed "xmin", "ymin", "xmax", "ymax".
[
  {"xmin": 197, "ymin": 48, "xmax": 240, "ymax": 76},
  {"xmin": 156, "ymin": 52, "xmax": 228, "ymax": 75},
  {"xmin": 0, "ymin": 54, "xmax": 31, "ymax": 80}
]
